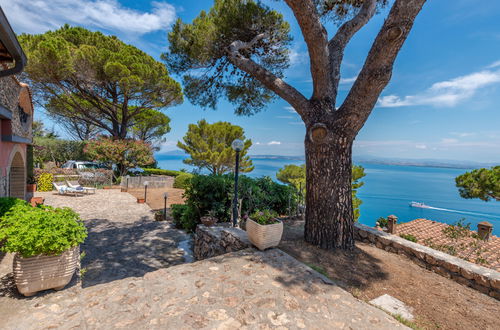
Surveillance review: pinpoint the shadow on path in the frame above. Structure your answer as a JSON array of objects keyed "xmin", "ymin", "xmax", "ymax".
[{"xmin": 81, "ymin": 218, "xmax": 191, "ymax": 288}]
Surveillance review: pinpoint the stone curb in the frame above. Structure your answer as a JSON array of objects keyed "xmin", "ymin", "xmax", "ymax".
[
  {"xmin": 354, "ymin": 223, "xmax": 500, "ymax": 300},
  {"xmin": 194, "ymin": 225, "xmax": 251, "ymax": 260}
]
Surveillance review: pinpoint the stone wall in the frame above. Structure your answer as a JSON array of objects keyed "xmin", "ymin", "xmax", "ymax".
[
  {"xmin": 354, "ymin": 223, "xmax": 500, "ymax": 300},
  {"xmin": 194, "ymin": 225, "xmax": 251, "ymax": 260}
]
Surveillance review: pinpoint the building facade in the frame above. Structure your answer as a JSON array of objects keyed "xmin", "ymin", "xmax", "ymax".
[{"xmin": 0, "ymin": 6, "xmax": 30, "ymax": 199}]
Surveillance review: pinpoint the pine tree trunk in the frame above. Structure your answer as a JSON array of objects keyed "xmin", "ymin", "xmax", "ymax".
[{"xmin": 304, "ymin": 127, "xmax": 355, "ymax": 250}]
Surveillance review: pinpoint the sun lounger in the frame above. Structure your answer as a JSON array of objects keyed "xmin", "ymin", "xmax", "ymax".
[
  {"xmin": 66, "ymin": 180, "xmax": 96, "ymax": 194},
  {"xmin": 53, "ymin": 182, "xmax": 84, "ymax": 197}
]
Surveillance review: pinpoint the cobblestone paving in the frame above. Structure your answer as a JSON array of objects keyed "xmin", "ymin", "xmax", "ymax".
[
  {"xmin": 1, "ymin": 249, "xmax": 406, "ymax": 329},
  {"xmin": 0, "ymin": 189, "xmax": 192, "ymax": 326}
]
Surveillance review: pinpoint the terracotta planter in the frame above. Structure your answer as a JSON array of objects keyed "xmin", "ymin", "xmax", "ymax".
[
  {"xmin": 246, "ymin": 219, "xmax": 283, "ymax": 250},
  {"xmin": 13, "ymin": 246, "xmax": 79, "ymax": 297},
  {"xmin": 200, "ymin": 216, "xmax": 218, "ymax": 227},
  {"xmin": 103, "ymin": 186, "xmax": 112, "ymax": 190},
  {"xmin": 26, "ymin": 184, "xmax": 37, "ymax": 192},
  {"xmin": 137, "ymin": 198, "xmax": 145, "ymax": 203},
  {"xmin": 120, "ymin": 188, "xmax": 128, "ymax": 192},
  {"xmin": 154, "ymin": 212, "xmax": 164, "ymax": 221},
  {"xmin": 30, "ymin": 197, "xmax": 44, "ymax": 207}
]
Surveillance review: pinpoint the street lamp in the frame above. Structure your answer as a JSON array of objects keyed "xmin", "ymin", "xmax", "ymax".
[
  {"xmin": 231, "ymin": 139, "xmax": 244, "ymax": 227},
  {"xmin": 163, "ymin": 192, "xmax": 168, "ymax": 220},
  {"xmin": 143, "ymin": 181, "xmax": 149, "ymax": 202}
]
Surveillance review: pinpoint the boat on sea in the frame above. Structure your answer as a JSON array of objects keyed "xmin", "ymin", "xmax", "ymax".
[{"xmin": 409, "ymin": 201, "xmax": 430, "ymax": 208}]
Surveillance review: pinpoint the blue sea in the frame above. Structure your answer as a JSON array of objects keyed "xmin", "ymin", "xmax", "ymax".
[{"xmin": 156, "ymin": 154, "xmax": 500, "ymax": 235}]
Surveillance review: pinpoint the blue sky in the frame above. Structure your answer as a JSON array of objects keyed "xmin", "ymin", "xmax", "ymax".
[{"xmin": 3, "ymin": 0, "xmax": 500, "ymax": 162}]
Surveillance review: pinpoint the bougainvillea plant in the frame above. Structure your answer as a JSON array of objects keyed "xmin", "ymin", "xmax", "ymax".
[{"xmin": 84, "ymin": 137, "xmax": 155, "ymax": 177}]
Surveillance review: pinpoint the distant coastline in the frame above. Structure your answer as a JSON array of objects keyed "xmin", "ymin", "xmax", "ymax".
[{"xmin": 156, "ymin": 150, "xmax": 496, "ymax": 170}]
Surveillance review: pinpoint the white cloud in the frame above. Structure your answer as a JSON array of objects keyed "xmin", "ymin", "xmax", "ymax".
[
  {"xmin": 441, "ymin": 138, "xmax": 459, "ymax": 144},
  {"xmin": 339, "ymin": 75, "xmax": 357, "ymax": 84},
  {"xmin": 276, "ymin": 115, "xmax": 294, "ymax": 119},
  {"xmin": 450, "ymin": 132, "xmax": 476, "ymax": 137},
  {"xmin": 415, "ymin": 144, "xmax": 427, "ymax": 149},
  {"xmin": 289, "ymin": 47, "xmax": 307, "ymax": 66},
  {"xmin": 283, "ymin": 106, "xmax": 297, "ymax": 114},
  {"xmin": 378, "ymin": 68, "xmax": 500, "ymax": 108},
  {"xmin": 486, "ymin": 60, "xmax": 500, "ymax": 69},
  {"xmin": 268, "ymin": 141, "xmax": 281, "ymax": 145},
  {"xmin": 2, "ymin": 0, "xmax": 176, "ymax": 36}
]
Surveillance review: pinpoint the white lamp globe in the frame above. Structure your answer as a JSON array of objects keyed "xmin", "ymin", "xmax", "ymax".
[{"xmin": 231, "ymin": 139, "xmax": 244, "ymax": 151}]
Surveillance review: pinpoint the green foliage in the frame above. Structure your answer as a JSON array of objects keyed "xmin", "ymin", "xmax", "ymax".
[
  {"xmin": 249, "ymin": 209, "xmax": 279, "ymax": 225},
  {"xmin": 19, "ymin": 25, "xmax": 182, "ymax": 139},
  {"xmin": 171, "ymin": 204, "xmax": 197, "ymax": 232},
  {"xmin": 37, "ymin": 173, "xmax": 54, "ymax": 191},
  {"xmin": 130, "ymin": 109, "xmax": 171, "ymax": 147},
  {"xmin": 34, "ymin": 137, "xmax": 88, "ymax": 166},
  {"xmin": 177, "ymin": 119, "xmax": 254, "ymax": 175},
  {"xmin": 276, "ymin": 164, "xmax": 365, "ymax": 220},
  {"xmin": 306, "ymin": 263, "xmax": 330, "ymax": 279},
  {"xmin": 173, "ymin": 174, "xmax": 295, "ymax": 232},
  {"xmin": 173, "ymin": 173, "xmax": 194, "ymax": 189},
  {"xmin": 0, "ymin": 201, "xmax": 87, "ymax": 257},
  {"xmin": 376, "ymin": 217, "xmax": 388, "ymax": 228},
  {"xmin": 171, "ymin": 204, "xmax": 188, "ymax": 226},
  {"xmin": 85, "ymin": 137, "xmax": 155, "ymax": 177},
  {"xmin": 455, "ymin": 166, "xmax": 499, "ymax": 202},
  {"xmin": 442, "ymin": 219, "xmax": 471, "ymax": 240},
  {"xmin": 164, "ymin": 0, "xmax": 291, "ymax": 115},
  {"xmin": 142, "ymin": 168, "xmax": 183, "ymax": 177},
  {"xmin": 399, "ymin": 234, "xmax": 418, "ymax": 243},
  {"xmin": 0, "ymin": 197, "xmax": 26, "ymax": 218}
]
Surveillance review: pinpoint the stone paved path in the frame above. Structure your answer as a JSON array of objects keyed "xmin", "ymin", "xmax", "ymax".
[
  {"xmin": 0, "ymin": 189, "xmax": 192, "ymax": 325},
  {"xmin": 1, "ymin": 249, "xmax": 406, "ymax": 329}
]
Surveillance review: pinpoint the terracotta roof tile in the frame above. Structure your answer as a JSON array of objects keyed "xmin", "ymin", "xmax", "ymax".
[{"xmin": 396, "ymin": 218, "xmax": 500, "ymax": 271}]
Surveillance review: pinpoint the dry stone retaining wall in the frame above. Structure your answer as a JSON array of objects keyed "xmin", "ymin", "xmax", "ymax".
[
  {"xmin": 194, "ymin": 225, "xmax": 251, "ymax": 260},
  {"xmin": 354, "ymin": 223, "xmax": 500, "ymax": 300}
]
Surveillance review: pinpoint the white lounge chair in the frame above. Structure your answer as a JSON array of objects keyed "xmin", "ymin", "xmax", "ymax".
[
  {"xmin": 53, "ymin": 182, "xmax": 84, "ymax": 197},
  {"xmin": 66, "ymin": 180, "xmax": 96, "ymax": 194}
]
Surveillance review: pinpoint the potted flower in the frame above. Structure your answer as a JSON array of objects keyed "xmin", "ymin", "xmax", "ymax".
[
  {"xmin": 0, "ymin": 198, "xmax": 87, "ymax": 297},
  {"xmin": 200, "ymin": 210, "xmax": 218, "ymax": 227},
  {"xmin": 137, "ymin": 197, "xmax": 145, "ymax": 203},
  {"xmin": 246, "ymin": 210, "xmax": 283, "ymax": 250},
  {"xmin": 26, "ymin": 175, "xmax": 37, "ymax": 193}
]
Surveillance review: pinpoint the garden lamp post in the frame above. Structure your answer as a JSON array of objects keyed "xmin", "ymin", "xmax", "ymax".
[
  {"xmin": 231, "ymin": 139, "xmax": 244, "ymax": 227},
  {"xmin": 163, "ymin": 192, "xmax": 168, "ymax": 220},
  {"xmin": 126, "ymin": 175, "xmax": 130, "ymax": 190},
  {"xmin": 144, "ymin": 181, "xmax": 149, "ymax": 202}
]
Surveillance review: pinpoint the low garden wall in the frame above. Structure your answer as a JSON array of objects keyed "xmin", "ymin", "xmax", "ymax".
[
  {"xmin": 194, "ymin": 224, "xmax": 251, "ymax": 260},
  {"xmin": 354, "ymin": 223, "xmax": 500, "ymax": 300}
]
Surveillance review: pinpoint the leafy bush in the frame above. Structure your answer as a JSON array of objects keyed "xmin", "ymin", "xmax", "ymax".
[
  {"xmin": 173, "ymin": 172, "xmax": 194, "ymax": 189},
  {"xmin": 142, "ymin": 168, "xmax": 183, "ymax": 177},
  {"xmin": 250, "ymin": 209, "xmax": 279, "ymax": 225},
  {"xmin": 376, "ymin": 217, "xmax": 389, "ymax": 228},
  {"xmin": 173, "ymin": 174, "xmax": 296, "ymax": 232},
  {"xmin": 171, "ymin": 204, "xmax": 188, "ymax": 227},
  {"xmin": 0, "ymin": 197, "xmax": 26, "ymax": 218},
  {"xmin": 0, "ymin": 201, "xmax": 87, "ymax": 257},
  {"xmin": 37, "ymin": 173, "xmax": 54, "ymax": 191},
  {"xmin": 400, "ymin": 233, "xmax": 418, "ymax": 243}
]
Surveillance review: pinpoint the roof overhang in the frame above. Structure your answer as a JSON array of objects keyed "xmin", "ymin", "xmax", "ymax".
[{"xmin": 0, "ymin": 7, "xmax": 27, "ymax": 77}]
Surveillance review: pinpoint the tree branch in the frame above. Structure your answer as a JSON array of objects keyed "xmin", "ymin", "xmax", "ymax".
[
  {"xmin": 285, "ymin": 0, "xmax": 332, "ymax": 103},
  {"xmin": 328, "ymin": 0, "xmax": 377, "ymax": 105},
  {"xmin": 227, "ymin": 36, "xmax": 310, "ymax": 119},
  {"xmin": 339, "ymin": 0, "xmax": 427, "ymax": 135}
]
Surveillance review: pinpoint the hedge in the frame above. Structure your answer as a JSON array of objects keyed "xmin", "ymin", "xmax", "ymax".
[{"xmin": 142, "ymin": 168, "xmax": 183, "ymax": 177}]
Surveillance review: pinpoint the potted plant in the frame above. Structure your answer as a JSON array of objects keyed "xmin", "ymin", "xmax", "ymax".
[
  {"xmin": 200, "ymin": 210, "xmax": 218, "ymax": 227},
  {"xmin": 29, "ymin": 196, "xmax": 44, "ymax": 207},
  {"xmin": 154, "ymin": 210, "xmax": 164, "ymax": 221},
  {"xmin": 26, "ymin": 175, "xmax": 37, "ymax": 193},
  {"xmin": 246, "ymin": 210, "xmax": 283, "ymax": 250},
  {"xmin": 0, "ymin": 198, "xmax": 87, "ymax": 296},
  {"xmin": 137, "ymin": 197, "xmax": 145, "ymax": 203}
]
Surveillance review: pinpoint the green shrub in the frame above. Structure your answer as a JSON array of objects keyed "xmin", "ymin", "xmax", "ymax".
[
  {"xmin": 173, "ymin": 172, "xmax": 194, "ymax": 189},
  {"xmin": 171, "ymin": 204, "xmax": 188, "ymax": 227},
  {"xmin": 400, "ymin": 233, "xmax": 418, "ymax": 243},
  {"xmin": 0, "ymin": 202, "xmax": 87, "ymax": 257},
  {"xmin": 0, "ymin": 197, "xmax": 26, "ymax": 218},
  {"xmin": 37, "ymin": 172, "xmax": 54, "ymax": 191},
  {"xmin": 142, "ymin": 168, "xmax": 183, "ymax": 177},
  {"xmin": 249, "ymin": 209, "xmax": 279, "ymax": 225},
  {"xmin": 376, "ymin": 217, "xmax": 389, "ymax": 228}
]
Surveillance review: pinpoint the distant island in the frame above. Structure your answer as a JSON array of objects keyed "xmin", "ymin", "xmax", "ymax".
[{"xmin": 157, "ymin": 150, "xmax": 496, "ymax": 170}]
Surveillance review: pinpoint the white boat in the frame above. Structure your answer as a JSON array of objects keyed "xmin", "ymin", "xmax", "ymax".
[{"xmin": 409, "ymin": 201, "xmax": 430, "ymax": 208}]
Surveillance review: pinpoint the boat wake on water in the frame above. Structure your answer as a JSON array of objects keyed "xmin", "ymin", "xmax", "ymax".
[{"xmin": 409, "ymin": 201, "xmax": 500, "ymax": 219}]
